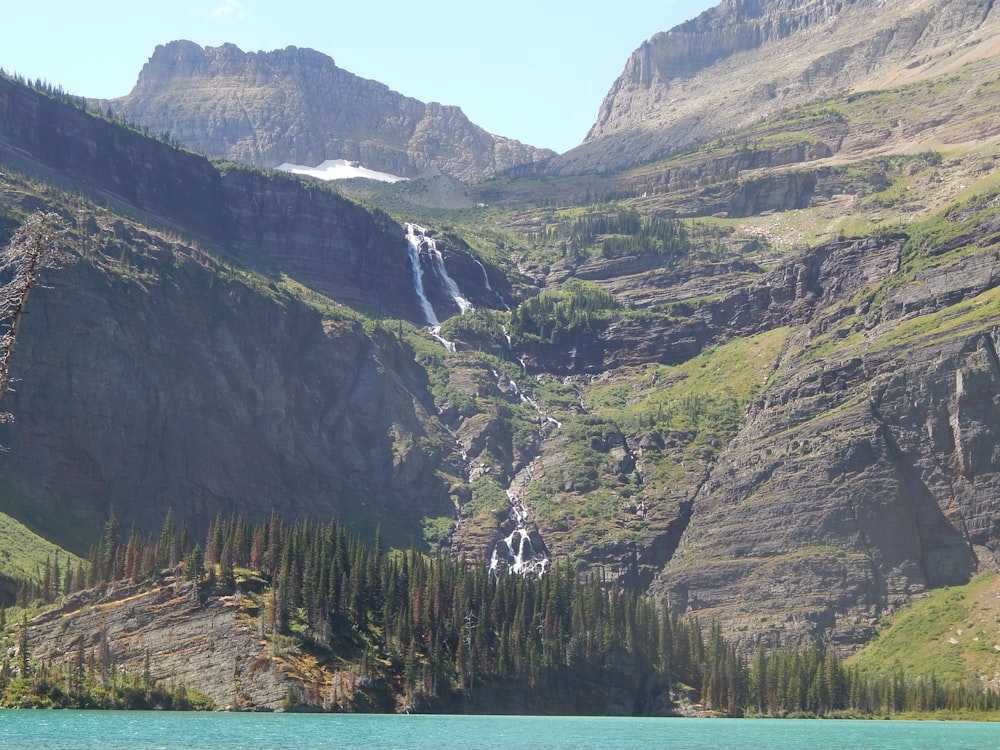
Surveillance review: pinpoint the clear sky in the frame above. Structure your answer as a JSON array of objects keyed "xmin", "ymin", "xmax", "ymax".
[{"xmin": 3, "ymin": 1, "xmax": 717, "ymax": 154}]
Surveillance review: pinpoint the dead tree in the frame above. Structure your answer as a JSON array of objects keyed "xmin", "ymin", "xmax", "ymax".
[{"xmin": 0, "ymin": 211, "xmax": 73, "ymax": 419}]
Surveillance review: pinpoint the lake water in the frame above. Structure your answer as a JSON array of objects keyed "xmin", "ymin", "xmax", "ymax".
[{"xmin": 0, "ymin": 711, "xmax": 997, "ymax": 749}]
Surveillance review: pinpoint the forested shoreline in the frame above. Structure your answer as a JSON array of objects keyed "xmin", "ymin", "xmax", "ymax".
[{"xmin": 3, "ymin": 512, "xmax": 1000, "ymax": 716}]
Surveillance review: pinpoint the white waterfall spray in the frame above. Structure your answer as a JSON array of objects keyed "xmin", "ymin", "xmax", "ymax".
[
  {"xmin": 405, "ymin": 226, "xmax": 439, "ymax": 327},
  {"xmin": 405, "ymin": 223, "xmax": 473, "ymax": 315},
  {"xmin": 489, "ymin": 488, "xmax": 550, "ymax": 578},
  {"xmin": 486, "ymin": 370, "xmax": 563, "ymax": 579},
  {"xmin": 404, "ymin": 223, "xmax": 476, "ymax": 350}
]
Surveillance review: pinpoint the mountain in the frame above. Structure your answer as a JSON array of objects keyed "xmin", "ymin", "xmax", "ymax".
[
  {"xmin": 552, "ymin": 0, "xmax": 1000, "ymax": 174},
  {"xmin": 98, "ymin": 40, "xmax": 555, "ymax": 182},
  {"xmin": 0, "ymin": 72, "xmax": 514, "ymax": 549}
]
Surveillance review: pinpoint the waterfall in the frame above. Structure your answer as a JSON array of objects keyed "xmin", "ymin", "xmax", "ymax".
[
  {"xmin": 489, "ymin": 489, "xmax": 551, "ymax": 578},
  {"xmin": 405, "ymin": 222, "xmax": 473, "ymax": 317},
  {"xmin": 473, "ymin": 256, "xmax": 509, "ymax": 310},
  {"xmin": 487, "ymin": 372, "xmax": 562, "ymax": 579},
  {"xmin": 489, "ymin": 526, "xmax": 550, "ymax": 578},
  {"xmin": 405, "ymin": 226, "xmax": 439, "ymax": 327},
  {"xmin": 429, "ymin": 326, "xmax": 456, "ymax": 353}
]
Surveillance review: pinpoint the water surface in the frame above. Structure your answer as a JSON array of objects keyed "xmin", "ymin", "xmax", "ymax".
[{"xmin": 1, "ymin": 711, "xmax": 997, "ymax": 749}]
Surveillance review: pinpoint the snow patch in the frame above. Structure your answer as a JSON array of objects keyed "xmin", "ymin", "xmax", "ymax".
[{"xmin": 275, "ymin": 159, "xmax": 407, "ymax": 183}]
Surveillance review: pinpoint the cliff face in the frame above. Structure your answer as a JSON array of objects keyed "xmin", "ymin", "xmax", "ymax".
[
  {"xmin": 101, "ymin": 41, "xmax": 554, "ymax": 182},
  {"xmin": 0, "ymin": 74, "xmax": 502, "ymax": 325},
  {"xmin": 0, "ymin": 216, "xmax": 457, "ymax": 546},
  {"xmin": 649, "ymin": 206, "xmax": 1000, "ymax": 651},
  {"xmin": 657, "ymin": 326, "xmax": 1000, "ymax": 651},
  {"xmin": 554, "ymin": 0, "xmax": 1000, "ymax": 173}
]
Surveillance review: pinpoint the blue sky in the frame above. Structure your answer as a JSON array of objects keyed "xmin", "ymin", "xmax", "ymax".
[{"xmin": 4, "ymin": 1, "xmax": 717, "ymax": 154}]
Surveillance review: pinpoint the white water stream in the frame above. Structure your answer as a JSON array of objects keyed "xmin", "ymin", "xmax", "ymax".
[{"xmin": 404, "ymin": 222, "xmax": 478, "ymax": 351}]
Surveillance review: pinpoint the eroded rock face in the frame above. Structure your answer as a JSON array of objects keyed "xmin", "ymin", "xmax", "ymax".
[
  {"xmin": 102, "ymin": 41, "xmax": 555, "ymax": 182},
  {"xmin": 26, "ymin": 580, "xmax": 294, "ymax": 710},
  {"xmin": 0, "ymin": 77, "xmax": 524, "ymax": 550},
  {"xmin": 555, "ymin": 0, "xmax": 1000, "ymax": 173},
  {"xmin": 655, "ymin": 270, "xmax": 1000, "ymax": 653}
]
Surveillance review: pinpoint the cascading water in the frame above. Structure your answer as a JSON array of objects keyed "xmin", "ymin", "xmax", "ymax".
[
  {"xmin": 405, "ymin": 225, "xmax": 439, "ymax": 327},
  {"xmin": 405, "ymin": 223, "xmax": 473, "ymax": 316},
  {"xmin": 489, "ymin": 487, "xmax": 550, "ymax": 578},
  {"xmin": 404, "ymin": 223, "xmax": 475, "ymax": 351},
  {"xmin": 472, "ymin": 256, "xmax": 509, "ymax": 310},
  {"xmin": 489, "ymin": 527, "xmax": 550, "ymax": 577},
  {"xmin": 486, "ymin": 371, "xmax": 562, "ymax": 579},
  {"xmin": 403, "ymin": 222, "xmax": 553, "ymax": 574}
]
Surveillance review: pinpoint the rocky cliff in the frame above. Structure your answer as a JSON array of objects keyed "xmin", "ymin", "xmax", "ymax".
[
  {"xmin": 25, "ymin": 579, "xmax": 297, "ymax": 710},
  {"xmin": 656, "ymin": 245, "xmax": 1000, "ymax": 651},
  {"xmin": 0, "ymin": 210, "xmax": 458, "ymax": 546},
  {"xmin": 553, "ymin": 0, "xmax": 1000, "ymax": 174},
  {"xmin": 100, "ymin": 41, "xmax": 554, "ymax": 182}
]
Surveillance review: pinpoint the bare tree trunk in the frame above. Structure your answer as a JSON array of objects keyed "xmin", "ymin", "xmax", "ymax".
[{"xmin": 0, "ymin": 211, "xmax": 72, "ymax": 418}]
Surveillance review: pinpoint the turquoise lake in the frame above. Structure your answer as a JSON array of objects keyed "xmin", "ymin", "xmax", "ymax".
[{"xmin": 0, "ymin": 712, "xmax": 998, "ymax": 749}]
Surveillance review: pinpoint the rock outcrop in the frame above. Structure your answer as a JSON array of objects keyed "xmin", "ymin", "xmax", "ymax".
[
  {"xmin": 0, "ymin": 215, "xmax": 458, "ymax": 546},
  {"xmin": 651, "ymin": 205, "xmax": 1000, "ymax": 652},
  {"xmin": 26, "ymin": 580, "xmax": 295, "ymax": 710},
  {"xmin": 1, "ymin": 74, "xmax": 503, "ymax": 326},
  {"xmin": 100, "ymin": 41, "xmax": 555, "ymax": 182}
]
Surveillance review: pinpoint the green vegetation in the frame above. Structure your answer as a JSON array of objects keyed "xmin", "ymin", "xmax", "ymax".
[
  {"xmin": 0, "ymin": 509, "xmax": 85, "ymax": 607},
  {"xmin": 746, "ymin": 642, "xmax": 1000, "ymax": 717},
  {"xmin": 7, "ymin": 510, "xmax": 1000, "ymax": 716},
  {"xmin": 0, "ymin": 655, "xmax": 214, "ymax": 710},
  {"xmin": 607, "ymin": 328, "xmax": 790, "ymax": 435},
  {"xmin": 7, "ymin": 511, "xmax": 712, "ymax": 711},
  {"xmin": 850, "ymin": 574, "xmax": 1000, "ymax": 683},
  {"xmin": 510, "ymin": 329, "xmax": 791, "ymax": 561},
  {"xmin": 543, "ymin": 208, "xmax": 690, "ymax": 263},
  {"xmin": 509, "ymin": 278, "xmax": 619, "ymax": 344}
]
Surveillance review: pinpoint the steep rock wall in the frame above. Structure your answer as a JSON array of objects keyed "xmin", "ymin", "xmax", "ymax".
[
  {"xmin": 657, "ymin": 329, "xmax": 1000, "ymax": 652},
  {"xmin": 555, "ymin": 0, "xmax": 1000, "ymax": 173},
  {"xmin": 0, "ymin": 75, "xmax": 501, "ymax": 325},
  {"xmin": 0, "ymin": 212, "xmax": 457, "ymax": 545}
]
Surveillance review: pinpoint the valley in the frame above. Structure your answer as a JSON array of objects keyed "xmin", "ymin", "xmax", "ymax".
[{"xmin": 3, "ymin": 0, "xmax": 1000, "ymax": 715}]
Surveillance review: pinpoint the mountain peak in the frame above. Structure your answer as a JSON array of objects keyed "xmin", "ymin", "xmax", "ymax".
[{"xmin": 107, "ymin": 40, "xmax": 554, "ymax": 181}]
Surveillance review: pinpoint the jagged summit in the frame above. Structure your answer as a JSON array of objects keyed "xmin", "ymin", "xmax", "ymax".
[
  {"xmin": 100, "ymin": 40, "xmax": 555, "ymax": 182},
  {"xmin": 552, "ymin": 0, "xmax": 1000, "ymax": 174}
]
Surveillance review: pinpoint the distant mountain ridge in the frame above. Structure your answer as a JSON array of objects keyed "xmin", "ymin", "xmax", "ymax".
[{"xmin": 99, "ymin": 40, "xmax": 554, "ymax": 182}]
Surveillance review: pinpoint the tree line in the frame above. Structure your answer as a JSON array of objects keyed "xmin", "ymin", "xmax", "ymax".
[
  {"xmin": 508, "ymin": 278, "xmax": 619, "ymax": 344},
  {"xmin": 6, "ymin": 509, "xmax": 1000, "ymax": 714}
]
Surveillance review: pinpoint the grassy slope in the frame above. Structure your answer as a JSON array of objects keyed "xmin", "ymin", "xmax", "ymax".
[
  {"xmin": 518, "ymin": 329, "xmax": 792, "ymax": 559},
  {"xmin": 0, "ymin": 505, "xmax": 86, "ymax": 587},
  {"xmin": 849, "ymin": 573, "xmax": 1000, "ymax": 683}
]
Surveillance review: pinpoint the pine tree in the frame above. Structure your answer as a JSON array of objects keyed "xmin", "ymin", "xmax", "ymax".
[{"xmin": 184, "ymin": 544, "xmax": 204, "ymax": 582}]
